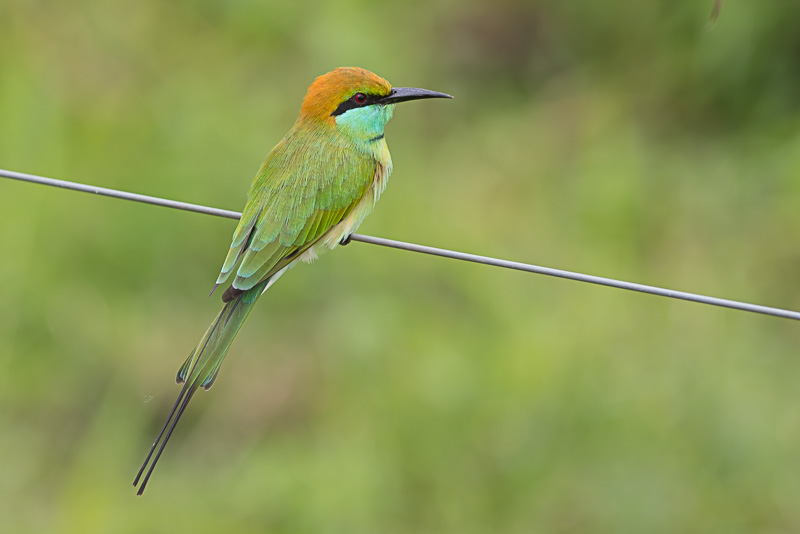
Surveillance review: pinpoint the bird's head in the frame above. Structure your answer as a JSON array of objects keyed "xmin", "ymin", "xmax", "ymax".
[{"xmin": 299, "ymin": 67, "xmax": 452, "ymax": 144}]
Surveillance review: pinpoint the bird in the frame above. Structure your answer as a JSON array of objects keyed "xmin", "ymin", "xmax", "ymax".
[{"xmin": 133, "ymin": 67, "xmax": 452, "ymax": 494}]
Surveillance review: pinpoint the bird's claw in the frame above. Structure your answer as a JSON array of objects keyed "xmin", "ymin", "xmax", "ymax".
[{"xmin": 339, "ymin": 234, "xmax": 352, "ymax": 246}]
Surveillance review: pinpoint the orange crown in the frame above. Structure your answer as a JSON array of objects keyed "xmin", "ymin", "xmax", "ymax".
[{"xmin": 299, "ymin": 67, "xmax": 392, "ymax": 122}]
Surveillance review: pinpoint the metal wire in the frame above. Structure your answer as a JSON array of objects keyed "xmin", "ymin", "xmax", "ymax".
[
  {"xmin": 3, "ymin": 167, "xmax": 800, "ymax": 322},
  {"xmin": 0, "ymin": 168, "xmax": 241, "ymax": 220}
]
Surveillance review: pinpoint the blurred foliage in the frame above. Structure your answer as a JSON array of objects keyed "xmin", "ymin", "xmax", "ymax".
[{"xmin": 2, "ymin": 0, "xmax": 800, "ymax": 532}]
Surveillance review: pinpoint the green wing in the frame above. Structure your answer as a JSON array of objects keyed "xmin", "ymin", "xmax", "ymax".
[{"xmin": 216, "ymin": 126, "xmax": 375, "ymax": 294}]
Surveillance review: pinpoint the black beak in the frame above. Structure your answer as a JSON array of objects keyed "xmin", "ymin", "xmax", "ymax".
[{"xmin": 379, "ymin": 87, "xmax": 453, "ymax": 105}]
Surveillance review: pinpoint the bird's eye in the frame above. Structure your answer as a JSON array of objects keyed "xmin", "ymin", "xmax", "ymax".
[{"xmin": 353, "ymin": 92, "xmax": 367, "ymax": 104}]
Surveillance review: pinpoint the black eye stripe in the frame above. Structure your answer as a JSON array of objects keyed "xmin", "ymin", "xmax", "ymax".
[{"xmin": 331, "ymin": 92, "xmax": 384, "ymax": 117}]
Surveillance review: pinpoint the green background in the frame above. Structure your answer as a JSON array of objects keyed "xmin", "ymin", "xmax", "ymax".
[{"xmin": 2, "ymin": 1, "xmax": 800, "ymax": 532}]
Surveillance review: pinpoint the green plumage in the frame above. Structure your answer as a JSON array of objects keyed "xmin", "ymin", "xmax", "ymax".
[
  {"xmin": 218, "ymin": 126, "xmax": 375, "ymax": 292},
  {"xmin": 134, "ymin": 106, "xmax": 385, "ymax": 496},
  {"xmin": 134, "ymin": 66, "xmax": 451, "ymax": 495}
]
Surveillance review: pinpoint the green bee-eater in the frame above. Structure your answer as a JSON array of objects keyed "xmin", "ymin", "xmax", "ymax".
[{"xmin": 134, "ymin": 67, "xmax": 452, "ymax": 494}]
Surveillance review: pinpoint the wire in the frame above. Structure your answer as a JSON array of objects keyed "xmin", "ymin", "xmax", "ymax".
[
  {"xmin": 0, "ymin": 168, "xmax": 241, "ymax": 220},
  {"xmin": 3, "ymin": 167, "xmax": 800, "ymax": 322}
]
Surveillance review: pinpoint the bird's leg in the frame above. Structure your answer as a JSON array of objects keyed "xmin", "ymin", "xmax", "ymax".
[{"xmin": 339, "ymin": 234, "xmax": 352, "ymax": 246}]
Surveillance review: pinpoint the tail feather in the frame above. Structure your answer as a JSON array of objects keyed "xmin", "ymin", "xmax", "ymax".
[
  {"xmin": 175, "ymin": 349, "xmax": 195, "ymax": 384},
  {"xmin": 200, "ymin": 360, "xmax": 225, "ymax": 390},
  {"xmin": 134, "ymin": 284, "xmax": 264, "ymax": 495},
  {"xmin": 175, "ymin": 348, "xmax": 197, "ymax": 384}
]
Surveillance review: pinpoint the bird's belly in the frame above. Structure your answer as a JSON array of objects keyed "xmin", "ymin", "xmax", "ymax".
[{"xmin": 300, "ymin": 159, "xmax": 391, "ymax": 262}]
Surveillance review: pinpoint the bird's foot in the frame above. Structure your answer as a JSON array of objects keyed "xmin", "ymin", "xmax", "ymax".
[{"xmin": 339, "ymin": 234, "xmax": 352, "ymax": 246}]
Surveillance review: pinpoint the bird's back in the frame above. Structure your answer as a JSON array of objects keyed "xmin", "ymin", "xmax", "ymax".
[{"xmin": 217, "ymin": 120, "xmax": 390, "ymax": 295}]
